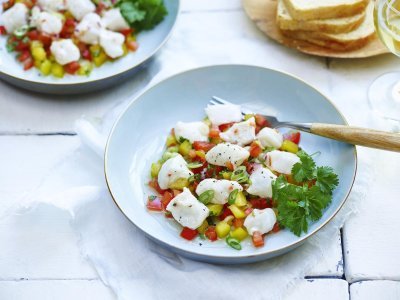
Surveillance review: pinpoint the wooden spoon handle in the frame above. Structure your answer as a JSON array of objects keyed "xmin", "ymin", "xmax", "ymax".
[{"xmin": 310, "ymin": 123, "xmax": 400, "ymax": 152}]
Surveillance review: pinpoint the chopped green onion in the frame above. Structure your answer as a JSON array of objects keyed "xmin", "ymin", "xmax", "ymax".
[
  {"xmin": 178, "ymin": 137, "xmax": 188, "ymax": 144},
  {"xmin": 187, "ymin": 162, "xmax": 203, "ymax": 169},
  {"xmin": 188, "ymin": 174, "xmax": 201, "ymax": 183},
  {"xmin": 14, "ymin": 25, "xmax": 29, "ymax": 38},
  {"xmin": 198, "ymin": 190, "xmax": 214, "ymax": 205},
  {"xmin": 226, "ymin": 236, "xmax": 242, "ymax": 250},
  {"xmin": 228, "ymin": 189, "xmax": 239, "ymax": 205},
  {"xmin": 149, "ymin": 195, "xmax": 157, "ymax": 201},
  {"xmin": 167, "ymin": 146, "xmax": 179, "ymax": 153},
  {"xmin": 161, "ymin": 151, "xmax": 178, "ymax": 162},
  {"xmin": 231, "ymin": 166, "xmax": 250, "ymax": 183},
  {"xmin": 199, "ymin": 233, "xmax": 206, "ymax": 240}
]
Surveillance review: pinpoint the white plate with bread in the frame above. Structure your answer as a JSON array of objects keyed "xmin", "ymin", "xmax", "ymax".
[{"xmin": 243, "ymin": 0, "xmax": 389, "ymax": 58}]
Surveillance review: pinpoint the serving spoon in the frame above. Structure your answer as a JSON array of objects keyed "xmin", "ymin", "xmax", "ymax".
[{"xmin": 211, "ymin": 96, "xmax": 400, "ymax": 152}]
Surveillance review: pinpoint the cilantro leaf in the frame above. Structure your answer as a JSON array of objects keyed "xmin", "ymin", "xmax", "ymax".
[
  {"xmin": 315, "ymin": 166, "xmax": 339, "ymax": 194},
  {"xmin": 117, "ymin": 0, "xmax": 167, "ymax": 31},
  {"xmin": 119, "ymin": 2, "xmax": 146, "ymax": 24},
  {"xmin": 292, "ymin": 150, "xmax": 316, "ymax": 183}
]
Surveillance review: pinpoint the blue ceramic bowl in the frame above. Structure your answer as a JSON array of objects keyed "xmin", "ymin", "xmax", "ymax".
[
  {"xmin": 105, "ymin": 65, "xmax": 357, "ymax": 264},
  {"xmin": 0, "ymin": 0, "xmax": 179, "ymax": 94}
]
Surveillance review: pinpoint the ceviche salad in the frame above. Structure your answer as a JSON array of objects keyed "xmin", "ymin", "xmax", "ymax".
[
  {"xmin": 0, "ymin": 0, "xmax": 167, "ymax": 77},
  {"xmin": 147, "ymin": 103, "xmax": 339, "ymax": 250}
]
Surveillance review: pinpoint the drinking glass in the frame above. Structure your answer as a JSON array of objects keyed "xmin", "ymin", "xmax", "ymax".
[{"xmin": 369, "ymin": 0, "xmax": 400, "ymax": 120}]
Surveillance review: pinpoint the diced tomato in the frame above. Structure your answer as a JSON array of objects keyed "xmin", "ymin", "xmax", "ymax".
[
  {"xmin": 15, "ymin": 39, "xmax": 30, "ymax": 51},
  {"xmin": 193, "ymin": 141, "xmax": 215, "ymax": 152},
  {"xmin": 27, "ymin": 30, "xmax": 39, "ymax": 40},
  {"xmin": 120, "ymin": 28, "xmax": 133, "ymax": 37},
  {"xmin": 250, "ymin": 198, "xmax": 271, "ymax": 209},
  {"xmin": 192, "ymin": 163, "xmax": 206, "ymax": 175},
  {"xmin": 252, "ymin": 231, "xmax": 264, "ymax": 247},
  {"xmin": 82, "ymin": 49, "xmax": 92, "ymax": 60},
  {"xmin": 209, "ymin": 125, "xmax": 220, "ymax": 138},
  {"xmin": 233, "ymin": 218, "xmax": 244, "ymax": 228},
  {"xmin": 146, "ymin": 197, "xmax": 163, "ymax": 211},
  {"xmin": 188, "ymin": 149, "xmax": 196, "ymax": 159},
  {"xmin": 2, "ymin": 0, "xmax": 15, "ymax": 11},
  {"xmin": 249, "ymin": 141, "xmax": 262, "ymax": 158},
  {"xmin": 255, "ymin": 114, "xmax": 270, "ymax": 128},
  {"xmin": 64, "ymin": 61, "xmax": 80, "ymax": 74},
  {"xmin": 161, "ymin": 191, "xmax": 174, "ymax": 209},
  {"xmin": 23, "ymin": 57, "xmax": 34, "ymax": 70},
  {"xmin": 165, "ymin": 212, "xmax": 173, "ymax": 218},
  {"xmin": 219, "ymin": 206, "xmax": 233, "ymax": 221},
  {"xmin": 205, "ymin": 226, "xmax": 218, "ymax": 241},
  {"xmin": 126, "ymin": 40, "xmax": 138, "ymax": 52},
  {"xmin": 60, "ymin": 19, "xmax": 76, "ymax": 39},
  {"xmin": 0, "ymin": 26, "xmax": 6, "ymax": 35},
  {"xmin": 218, "ymin": 122, "xmax": 234, "ymax": 132},
  {"xmin": 191, "ymin": 181, "xmax": 199, "ymax": 191},
  {"xmin": 225, "ymin": 161, "xmax": 234, "ymax": 171},
  {"xmin": 148, "ymin": 179, "xmax": 166, "ymax": 195},
  {"xmin": 272, "ymin": 223, "xmax": 280, "ymax": 233},
  {"xmin": 18, "ymin": 50, "xmax": 31, "ymax": 62},
  {"xmin": 180, "ymin": 227, "xmax": 198, "ymax": 240},
  {"xmin": 244, "ymin": 161, "xmax": 256, "ymax": 174},
  {"xmin": 95, "ymin": 1, "xmax": 107, "ymax": 14},
  {"xmin": 38, "ymin": 33, "xmax": 52, "ymax": 48},
  {"xmin": 283, "ymin": 131, "xmax": 301, "ymax": 145}
]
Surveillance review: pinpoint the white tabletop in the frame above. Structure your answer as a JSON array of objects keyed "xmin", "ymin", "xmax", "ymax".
[{"xmin": 1, "ymin": 0, "xmax": 400, "ymax": 299}]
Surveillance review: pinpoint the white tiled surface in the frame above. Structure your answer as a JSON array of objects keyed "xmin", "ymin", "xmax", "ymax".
[{"xmin": 1, "ymin": 0, "xmax": 399, "ymax": 298}]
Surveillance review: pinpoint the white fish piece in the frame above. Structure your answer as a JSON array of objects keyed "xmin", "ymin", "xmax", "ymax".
[
  {"xmin": 1, "ymin": 3, "xmax": 28, "ymax": 33},
  {"xmin": 30, "ymin": 6, "xmax": 41, "ymax": 27},
  {"xmin": 174, "ymin": 121, "xmax": 209, "ymax": 143},
  {"xmin": 166, "ymin": 188, "xmax": 209, "ymax": 230},
  {"xmin": 244, "ymin": 208, "xmax": 276, "ymax": 235},
  {"xmin": 99, "ymin": 29, "xmax": 125, "ymax": 58},
  {"xmin": 220, "ymin": 117, "xmax": 256, "ymax": 146},
  {"xmin": 205, "ymin": 143, "xmax": 250, "ymax": 168},
  {"xmin": 196, "ymin": 179, "xmax": 243, "ymax": 204},
  {"xmin": 157, "ymin": 154, "xmax": 193, "ymax": 190},
  {"xmin": 246, "ymin": 166, "xmax": 276, "ymax": 198},
  {"xmin": 257, "ymin": 127, "xmax": 283, "ymax": 148},
  {"xmin": 102, "ymin": 8, "xmax": 130, "ymax": 31},
  {"xmin": 65, "ymin": 0, "xmax": 95, "ymax": 21},
  {"xmin": 205, "ymin": 104, "xmax": 242, "ymax": 126},
  {"xmin": 37, "ymin": 0, "xmax": 65, "ymax": 12},
  {"xmin": 36, "ymin": 11, "xmax": 63, "ymax": 35},
  {"xmin": 265, "ymin": 150, "xmax": 300, "ymax": 175},
  {"xmin": 75, "ymin": 13, "xmax": 102, "ymax": 45},
  {"xmin": 50, "ymin": 39, "xmax": 80, "ymax": 65}
]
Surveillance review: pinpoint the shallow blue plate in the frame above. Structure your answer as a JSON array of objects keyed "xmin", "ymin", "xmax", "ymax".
[
  {"xmin": 105, "ymin": 65, "xmax": 357, "ymax": 264},
  {"xmin": 0, "ymin": 0, "xmax": 179, "ymax": 94}
]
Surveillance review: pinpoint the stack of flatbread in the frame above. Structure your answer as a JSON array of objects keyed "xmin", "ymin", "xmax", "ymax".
[{"xmin": 277, "ymin": 0, "xmax": 376, "ymax": 51}]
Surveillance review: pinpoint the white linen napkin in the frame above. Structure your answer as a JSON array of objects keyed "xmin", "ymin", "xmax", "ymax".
[{"xmin": 4, "ymin": 39, "xmax": 374, "ymax": 299}]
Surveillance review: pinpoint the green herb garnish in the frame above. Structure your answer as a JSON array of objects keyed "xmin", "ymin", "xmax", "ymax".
[
  {"xmin": 117, "ymin": 0, "xmax": 167, "ymax": 32},
  {"xmin": 272, "ymin": 151, "xmax": 339, "ymax": 236}
]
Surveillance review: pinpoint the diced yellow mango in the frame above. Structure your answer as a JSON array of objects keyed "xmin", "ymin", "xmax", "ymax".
[
  {"xmin": 31, "ymin": 47, "xmax": 46, "ymax": 61},
  {"xmin": 230, "ymin": 227, "xmax": 248, "ymax": 241},
  {"xmin": 197, "ymin": 220, "xmax": 209, "ymax": 234},
  {"xmin": 195, "ymin": 150, "xmax": 205, "ymax": 160},
  {"xmin": 178, "ymin": 140, "xmax": 192, "ymax": 156},
  {"xmin": 234, "ymin": 191, "xmax": 247, "ymax": 207},
  {"xmin": 51, "ymin": 63, "xmax": 65, "ymax": 78},
  {"xmin": 207, "ymin": 204, "xmax": 223, "ymax": 216},
  {"xmin": 30, "ymin": 40, "xmax": 43, "ymax": 50},
  {"xmin": 169, "ymin": 178, "xmax": 189, "ymax": 190},
  {"xmin": 281, "ymin": 140, "xmax": 299, "ymax": 154},
  {"xmin": 39, "ymin": 60, "xmax": 52, "ymax": 76},
  {"xmin": 77, "ymin": 61, "xmax": 93, "ymax": 76},
  {"xmin": 93, "ymin": 51, "xmax": 108, "ymax": 67},
  {"xmin": 229, "ymin": 205, "xmax": 246, "ymax": 219},
  {"xmin": 216, "ymin": 222, "xmax": 230, "ymax": 238},
  {"xmin": 166, "ymin": 134, "xmax": 177, "ymax": 147}
]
